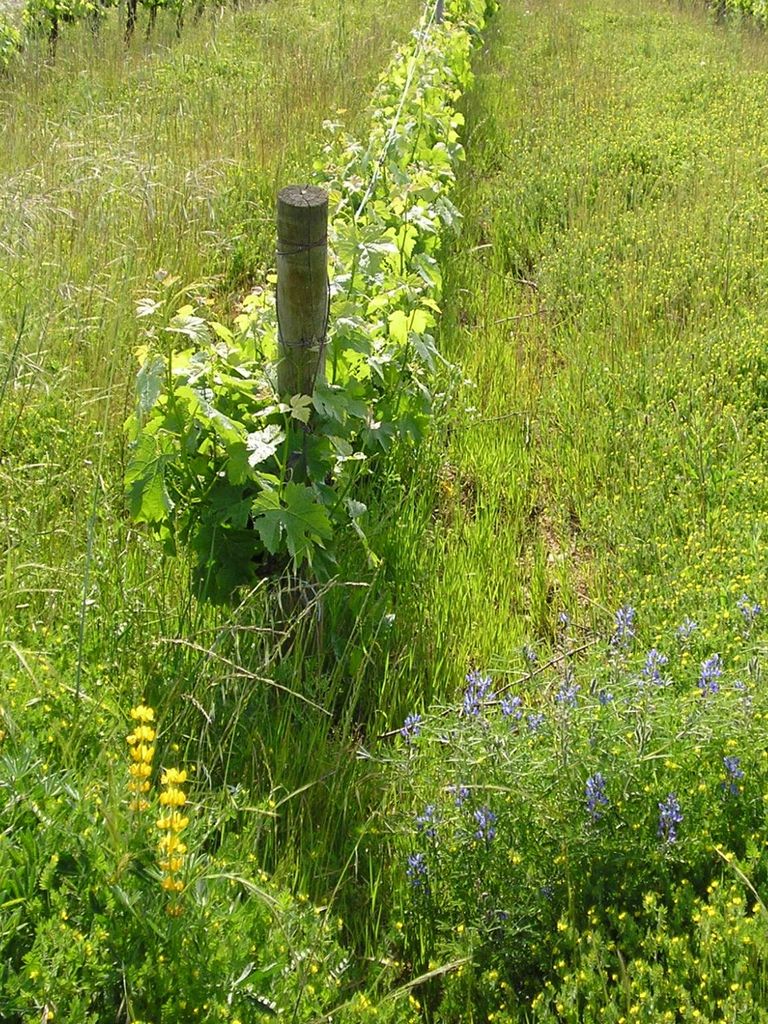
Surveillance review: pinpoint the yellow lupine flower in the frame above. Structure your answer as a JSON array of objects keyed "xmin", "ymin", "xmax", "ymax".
[
  {"xmin": 159, "ymin": 787, "xmax": 186, "ymax": 807},
  {"xmin": 130, "ymin": 704, "xmax": 155, "ymax": 723},
  {"xmin": 157, "ymin": 765, "xmax": 189, "ymax": 911},
  {"xmin": 158, "ymin": 834, "xmax": 187, "ymax": 855},
  {"xmin": 127, "ymin": 725, "xmax": 156, "ymax": 745},
  {"xmin": 130, "ymin": 744, "xmax": 155, "ymax": 764},
  {"xmin": 157, "ymin": 812, "xmax": 189, "ymax": 832},
  {"xmin": 160, "ymin": 857, "xmax": 185, "ymax": 873},
  {"xmin": 127, "ymin": 705, "xmax": 155, "ymax": 812}
]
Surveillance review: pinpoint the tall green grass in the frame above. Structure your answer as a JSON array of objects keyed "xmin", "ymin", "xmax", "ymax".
[
  {"xmin": 373, "ymin": 0, "xmax": 768, "ymax": 1016},
  {"xmin": 377, "ymin": 0, "xmax": 768, "ymax": 700},
  {"xmin": 0, "ymin": 0, "xmax": 420, "ymax": 916},
  {"xmin": 6, "ymin": 0, "xmax": 768, "ymax": 1015}
]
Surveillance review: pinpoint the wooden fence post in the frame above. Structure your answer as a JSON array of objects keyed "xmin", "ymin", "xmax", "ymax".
[{"xmin": 276, "ymin": 185, "xmax": 329, "ymax": 398}]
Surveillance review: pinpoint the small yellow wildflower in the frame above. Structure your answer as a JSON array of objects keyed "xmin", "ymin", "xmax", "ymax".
[
  {"xmin": 158, "ymin": 834, "xmax": 187, "ymax": 855},
  {"xmin": 157, "ymin": 812, "xmax": 189, "ymax": 832},
  {"xmin": 157, "ymin": 766, "xmax": 189, "ymax": 913},
  {"xmin": 127, "ymin": 704, "xmax": 156, "ymax": 811},
  {"xmin": 159, "ymin": 786, "xmax": 187, "ymax": 808}
]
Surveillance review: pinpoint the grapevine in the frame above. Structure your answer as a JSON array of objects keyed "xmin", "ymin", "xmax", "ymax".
[{"xmin": 124, "ymin": 0, "xmax": 495, "ymax": 600}]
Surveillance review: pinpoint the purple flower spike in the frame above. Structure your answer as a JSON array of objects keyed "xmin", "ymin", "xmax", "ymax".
[
  {"xmin": 473, "ymin": 806, "xmax": 496, "ymax": 844},
  {"xmin": 406, "ymin": 852, "xmax": 428, "ymax": 889},
  {"xmin": 610, "ymin": 605, "xmax": 636, "ymax": 651},
  {"xmin": 677, "ymin": 617, "xmax": 698, "ymax": 641},
  {"xmin": 585, "ymin": 772, "xmax": 609, "ymax": 822},
  {"xmin": 698, "ymin": 654, "xmax": 722, "ymax": 697},
  {"xmin": 658, "ymin": 793, "xmax": 683, "ymax": 845},
  {"xmin": 400, "ymin": 713, "xmax": 422, "ymax": 744},
  {"xmin": 723, "ymin": 755, "xmax": 744, "ymax": 797},
  {"xmin": 501, "ymin": 695, "xmax": 523, "ymax": 720},
  {"xmin": 463, "ymin": 670, "xmax": 494, "ymax": 717}
]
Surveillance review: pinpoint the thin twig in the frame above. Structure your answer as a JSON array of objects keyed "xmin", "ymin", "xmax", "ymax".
[
  {"xmin": 496, "ymin": 639, "xmax": 600, "ymax": 696},
  {"xmin": 377, "ymin": 638, "xmax": 602, "ymax": 738},
  {"xmin": 156, "ymin": 638, "xmax": 332, "ymax": 716}
]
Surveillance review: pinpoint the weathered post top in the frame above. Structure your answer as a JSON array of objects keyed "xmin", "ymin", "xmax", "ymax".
[{"xmin": 276, "ymin": 184, "xmax": 329, "ymax": 398}]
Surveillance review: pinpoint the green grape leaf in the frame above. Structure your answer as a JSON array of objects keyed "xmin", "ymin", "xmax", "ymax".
[
  {"xmin": 289, "ymin": 394, "xmax": 314, "ymax": 424},
  {"xmin": 136, "ymin": 354, "xmax": 166, "ymax": 416},
  {"xmin": 247, "ymin": 424, "xmax": 285, "ymax": 467},
  {"xmin": 387, "ymin": 308, "xmax": 431, "ymax": 347},
  {"xmin": 191, "ymin": 525, "xmax": 258, "ymax": 603},
  {"xmin": 304, "ymin": 435, "xmax": 335, "ymax": 483},
  {"xmin": 251, "ymin": 484, "xmax": 332, "ymax": 564},
  {"xmin": 225, "ymin": 443, "xmax": 250, "ymax": 486},
  {"xmin": 125, "ymin": 432, "xmax": 174, "ymax": 524}
]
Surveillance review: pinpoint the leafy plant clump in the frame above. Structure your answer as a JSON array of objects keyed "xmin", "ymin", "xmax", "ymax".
[
  {"xmin": 0, "ymin": 18, "xmax": 22, "ymax": 69},
  {"xmin": 0, "ymin": 703, "xmax": 396, "ymax": 1024},
  {"xmin": 124, "ymin": 0, "xmax": 495, "ymax": 600},
  {"xmin": 385, "ymin": 601, "xmax": 768, "ymax": 1021},
  {"xmin": 716, "ymin": 0, "xmax": 768, "ymax": 24}
]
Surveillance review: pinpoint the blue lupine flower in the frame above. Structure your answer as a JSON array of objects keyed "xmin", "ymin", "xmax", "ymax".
[
  {"xmin": 556, "ymin": 668, "xmax": 580, "ymax": 708},
  {"xmin": 723, "ymin": 755, "xmax": 745, "ymax": 797},
  {"xmin": 642, "ymin": 648, "xmax": 668, "ymax": 686},
  {"xmin": 501, "ymin": 695, "xmax": 523, "ymax": 720},
  {"xmin": 463, "ymin": 670, "xmax": 494, "ymax": 717},
  {"xmin": 698, "ymin": 654, "xmax": 722, "ymax": 697},
  {"xmin": 658, "ymin": 793, "xmax": 683, "ymax": 844},
  {"xmin": 473, "ymin": 806, "xmax": 496, "ymax": 843},
  {"xmin": 556, "ymin": 682, "xmax": 580, "ymax": 707},
  {"xmin": 400, "ymin": 713, "xmax": 422, "ymax": 744},
  {"xmin": 558, "ymin": 611, "xmax": 570, "ymax": 630},
  {"xmin": 610, "ymin": 605, "xmax": 636, "ymax": 651},
  {"xmin": 737, "ymin": 594, "xmax": 761, "ymax": 630},
  {"xmin": 598, "ymin": 690, "xmax": 614, "ymax": 705},
  {"xmin": 676, "ymin": 617, "xmax": 698, "ymax": 641},
  {"xmin": 406, "ymin": 852, "xmax": 428, "ymax": 889},
  {"xmin": 448, "ymin": 784, "xmax": 470, "ymax": 808},
  {"xmin": 733, "ymin": 679, "xmax": 753, "ymax": 713},
  {"xmin": 415, "ymin": 805, "xmax": 438, "ymax": 839},
  {"xmin": 585, "ymin": 772, "xmax": 609, "ymax": 821},
  {"xmin": 522, "ymin": 644, "xmax": 538, "ymax": 666},
  {"xmin": 527, "ymin": 712, "xmax": 545, "ymax": 733}
]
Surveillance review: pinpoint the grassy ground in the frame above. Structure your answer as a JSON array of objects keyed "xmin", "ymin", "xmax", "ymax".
[
  {"xmin": 380, "ymin": 0, "xmax": 768, "ymax": 695},
  {"xmin": 361, "ymin": 4, "xmax": 768, "ymax": 1019},
  {"xmin": 0, "ymin": 0, "xmax": 420, "ymax": 688},
  {"xmin": 0, "ymin": 0, "xmax": 419, "ymax": 784},
  {"xmin": 0, "ymin": 0, "xmax": 422, "ymax": 974},
  {"xmin": 5, "ymin": 0, "xmax": 768, "ymax": 1018},
  {"xmin": 373, "ymin": 0, "xmax": 768, "ymax": 1016}
]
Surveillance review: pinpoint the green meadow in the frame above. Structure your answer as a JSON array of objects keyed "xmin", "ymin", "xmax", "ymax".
[{"xmin": 4, "ymin": 0, "xmax": 768, "ymax": 1019}]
